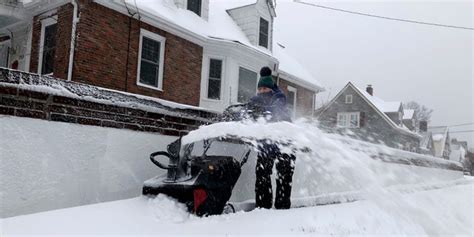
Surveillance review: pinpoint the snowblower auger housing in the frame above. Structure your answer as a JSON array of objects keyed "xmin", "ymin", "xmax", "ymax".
[{"xmin": 142, "ymin": 136, "xmax": 251, "ymax": 216}]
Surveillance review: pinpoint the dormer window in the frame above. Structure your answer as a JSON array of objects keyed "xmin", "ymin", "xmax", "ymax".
[
  {"xmin": 259, "ymin": 17, "xmax": 269, "ymax": 48},
  {"xmin": 187, "ymin": 0, "xmax": 202, "ymax": 16}
]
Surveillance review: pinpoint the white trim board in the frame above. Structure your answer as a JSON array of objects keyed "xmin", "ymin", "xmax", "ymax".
[{"xmin": 37, "ymin": 16, "xmax": 57, "ymax": 75}]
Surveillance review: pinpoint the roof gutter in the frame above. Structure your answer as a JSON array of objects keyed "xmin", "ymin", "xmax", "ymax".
[{"xmin": 67, "ymin": 0, "xmax": 78, "ymax": 81}]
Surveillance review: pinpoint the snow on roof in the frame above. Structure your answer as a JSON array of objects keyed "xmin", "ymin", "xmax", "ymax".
[
  {"xmin": 128, "ymin": 0, "xmax": 207, "ymax": 36},
  {"xmin": 432, "ymin": 134, "xmax": 444, "ymax": 142},
  {"xmin": 116, "ymin": 1, "xmax": 321, "ymax": 91},
  {"xmin": 214, "ymin": 0, "xmax": 257, "ymax": 10},
  {"xmin": 352, "ymin": 85, "xmax": 401, "ymax": 113},
  {"xmin": 383, "ymin": 102, "xmax": 402, "ymax": 113},
  {"xmin": 428, "ymin": 126, "xmax": 449, "ymax": 136},
  {"xmin": 273, "ymin": 43, "xmax": 323, "ymax": 90},
  {"xmin": 350, "ymin": 84, "xmax": 420, "ymax": 138},
  {"xmin": 125, "ymin": 0, "xmax": 271, "ymax": 56},
  {"xmin": 428, "ymin": 126, "xmax": 449, "ymax": 152},
  {"xmin": 403, "ymin": 109, "xmax": 415, "ymax": 120}
]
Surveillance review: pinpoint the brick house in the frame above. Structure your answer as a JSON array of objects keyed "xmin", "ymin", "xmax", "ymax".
[
  {"xmin": 316, "ymin": 82, "xmax": 421, "ymax": 151},
  {"xmin": 0, "ymin": 0, "xmax": 323, "ymax": 117}
]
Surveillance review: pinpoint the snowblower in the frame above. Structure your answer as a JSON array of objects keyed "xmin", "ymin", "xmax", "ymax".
[{"xmin": 142, "ymin": 104, "xmax": 258, "ymax": 216}]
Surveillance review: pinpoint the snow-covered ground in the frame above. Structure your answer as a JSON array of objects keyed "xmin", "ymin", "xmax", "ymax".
[{"xmin": 1, "ymin": 179, "xmax": 473, "ymax": 236}]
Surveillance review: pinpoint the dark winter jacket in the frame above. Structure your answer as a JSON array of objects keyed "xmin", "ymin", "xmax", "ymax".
[{"xmin": 248, "ymin": 85, "xmax": 292, "ymax": 122}]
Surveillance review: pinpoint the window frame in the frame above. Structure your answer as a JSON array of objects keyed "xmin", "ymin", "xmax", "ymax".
[
  {"xmin": 206, "ymin": 57, "xmax": 224, "ymax": 101},
  {"xmin": 136, "ymin": 29, "xmax": 166, "ymax": 91},
  {"xmin": 187, "ymin": 0, "xmax": 202, "ymax": 17},
  {"xmin": 38, "ymin": 16, "xmax": 58, "ymax": 75},
  {"xmin": 258, "ymin": 17, "xmax": 269, "ymax": 48},
  {"xmin": 0, "ymin": 40, "xmax": 10, "ymax": 68},
  {"xmin": 287, "ymin": 86, "xmax": 297, "ymax": 119},
  {"xmin": 345, "ymin": 94, "xmax": 353, "ymax": 104},
  {"xmin": 337, "ymin": 112, "xmax": 360, "ymax": 128},
  {"xmin": 237, "ymin": 66, "xmax": 258, "ymax": 103}
]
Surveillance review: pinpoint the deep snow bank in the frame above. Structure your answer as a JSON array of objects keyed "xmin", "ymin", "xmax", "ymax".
[
  {"xmin": 183, "ymin": 119, "xmax": 463, "ymax": 203},
  {"xmin": 0, "ymin": 116, "xmax": 175, "ymax": 218}
]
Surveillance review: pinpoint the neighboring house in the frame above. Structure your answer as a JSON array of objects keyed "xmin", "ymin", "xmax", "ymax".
[
  {"xmin": 418, "ymin": 121, "xmax": 435, "ymax": 156},
  {"xmin": 0, "ymin": 0, "xmax": 323, "ymax": 117},
  {"xmin": 317, "ymin": 82, "xmax": 421, "ymax": 151},
  {"xmin": 428, "ymin": 126, "xmax": 451, "ymax": 159},
  {"xmin": 450, "ymin": 139, "xmax": 468, "ymax": 163},
  {"xmin": 402, "ymin": 109, "xmax": 416, "ymax": 131}
]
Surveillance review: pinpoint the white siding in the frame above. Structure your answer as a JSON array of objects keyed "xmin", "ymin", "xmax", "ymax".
[
  {"xmin": 227, "ymin": 0, "xmax": 274, "ymax": 51},
  {"xmin": 228, "ymin": 5, "xmax": 259, "ymax": 45},
  {"xmin": 199, "ymin": 42, "xmax": 276, "ymax": 112}
]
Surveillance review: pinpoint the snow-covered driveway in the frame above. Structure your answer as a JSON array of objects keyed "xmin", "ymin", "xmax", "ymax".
[{"xmin": 2, "ymin": 181, "xmax": 473, "ymax": 236}]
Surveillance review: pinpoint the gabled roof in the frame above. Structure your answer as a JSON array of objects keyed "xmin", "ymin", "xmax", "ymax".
[
  {"xmin": 220, "ymin": 0, "xmax": 257, "ymax": 10},
  {"xmin": 319, "ymin": 82, "xmax": 421, "ymax": 138},
  {"xmin": 429, "ymin": 126, "xmax": 450, "ymax": 155},
  {"xmin": 351, "ymin": 85, "xmax": 402, "ymax": 113}
]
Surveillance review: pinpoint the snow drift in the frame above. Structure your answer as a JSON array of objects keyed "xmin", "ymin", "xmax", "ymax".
[{"xmin": 182, "ymin": 118, "xmax": 463, "ymax": 206}]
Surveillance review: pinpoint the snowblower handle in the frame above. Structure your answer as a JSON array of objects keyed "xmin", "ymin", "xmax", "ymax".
[{"xmin": 150, "ymin": 151, "xmax": 174, "ymax": 170}]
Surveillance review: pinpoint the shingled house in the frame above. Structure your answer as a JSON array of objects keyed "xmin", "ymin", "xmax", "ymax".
[
  {"xmin": 317, "ymin": 82, "xmax": 421, "ymax": 151},
  {"xmin": 0, "ymin": 0, "xmax": 323, "ymax": 117}
]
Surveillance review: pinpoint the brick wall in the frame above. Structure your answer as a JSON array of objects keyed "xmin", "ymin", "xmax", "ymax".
[
  {"xmin": 29, "ymin": 1, "xmax": 203, "ymax": 107},
  {"xmin": 0, "ymin": 69, "xmax": 216, "ymax": 136},
  {"xmin": 73, "ymin": 2, "xmax": 203, "ymax": 106},
  {"xmin": 278, "ymin": 78, "xmax": 316, "ymax": 118}
]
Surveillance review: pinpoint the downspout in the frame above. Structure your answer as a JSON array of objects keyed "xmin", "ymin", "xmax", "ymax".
[{"xmin": 67, "ymin": 0, "xmax": 78, "ymax": 81}]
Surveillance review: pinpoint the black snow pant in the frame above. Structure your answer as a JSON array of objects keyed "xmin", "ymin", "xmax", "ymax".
[{"xmin": 255, "ymin": 142, "xmax": 296, "ymax": 209}]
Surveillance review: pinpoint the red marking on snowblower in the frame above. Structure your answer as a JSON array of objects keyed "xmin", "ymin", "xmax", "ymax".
[{"xmin": 193, "ymin": 188, "xmax": 207, "ymax": 214}]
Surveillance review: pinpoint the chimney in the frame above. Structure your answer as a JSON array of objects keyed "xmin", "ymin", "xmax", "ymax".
[
  {"xmin": 366, "ymin": 85, "xmax": 373, "ymax": 96},
  {"xmin": 419, "ymin": 121, "xmax": 428, "ymax": 132}
]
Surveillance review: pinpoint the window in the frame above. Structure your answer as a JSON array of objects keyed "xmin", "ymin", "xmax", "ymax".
[
  {"xmin": 207, "ymin": 58, "xmax": 222, "ymax": 100},
  {"xmin": 38, "ymin": 18, "xmax": 57, "ymax": 75},
  {"xmin": 0, "ymin": 41, "xmax": 9, "ymax": 68},
  {"xmin": 345, "ymin": 94, "xmax": 353, "ymax": 104},
  {"xmin": 259, "ymin": 18, "xmax": 269, "ymax": 48},
  {"xmin": 337, "ymin": 112, "xmax": 360, "ymax": 128},
  {"xmin": 237, "ymin": 67, "xmax": 257, "ymax": 103},
  {"xmin": 187, "ymin": 0, "xmax": 202, "ymax": 16},
  {"xmin": 137, "ymin": 29, "xmax": 165, "ymax": 90},
  {"xmin": 287, "ymin": 86, "xmax": 297, "ymax": 118}
]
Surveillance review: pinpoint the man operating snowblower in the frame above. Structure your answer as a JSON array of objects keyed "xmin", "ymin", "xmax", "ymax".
[{"xmin": 248, "ymin": 66, "xmax": 296, "ymax": 209}]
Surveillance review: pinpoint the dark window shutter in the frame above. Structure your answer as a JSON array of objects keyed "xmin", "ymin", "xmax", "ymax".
[{"xmin": 359, "ymin": 112, "xmax": 366, "ymax": 127}]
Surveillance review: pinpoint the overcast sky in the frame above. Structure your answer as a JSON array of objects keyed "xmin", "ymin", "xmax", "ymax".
[{"xmin": 274, "ymin": 0, "xmax": 473, "ymax": 148}]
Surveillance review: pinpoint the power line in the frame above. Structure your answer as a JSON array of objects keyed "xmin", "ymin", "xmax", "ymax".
[
  {"xmin": 450, "ymin": 130, "xmax": 474, "ymax": 134},
  {"xmin": 448, "ymin": 123, "xmax": 474, "ymax": 128},
  {"xmin": 294, "ymin": 0, "xmax": 474, "ymax": 31}
]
